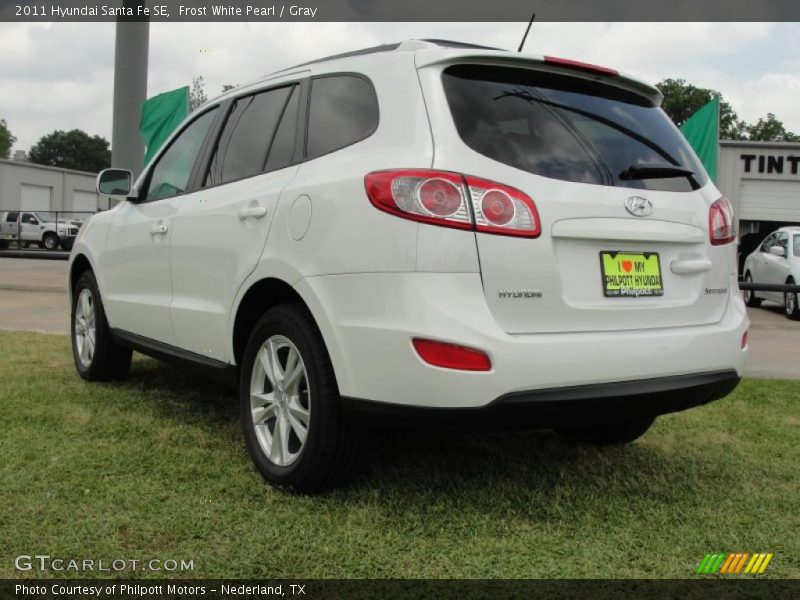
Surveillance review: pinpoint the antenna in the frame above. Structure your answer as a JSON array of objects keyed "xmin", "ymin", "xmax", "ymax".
[{"xmin": 517, "ymin": 13, "xmax": 536, "ymax": 53}]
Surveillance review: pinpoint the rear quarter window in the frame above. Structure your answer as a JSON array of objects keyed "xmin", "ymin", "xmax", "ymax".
[
  {"xmin": 306, "ymin": 74, "xmax": 379, "ymax": 159},
  {"xmin": 442, "ymin": 64, "xmax": 707, "ymax": 192}
]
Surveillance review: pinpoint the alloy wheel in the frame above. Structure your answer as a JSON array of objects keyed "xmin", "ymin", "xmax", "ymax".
[
  {"xmin": 249, "ymin": 335, "xmax": 311, "ymax": 467},
  {"xmin": 74, "ymin": 288, "xmax": 97, "ymax": 368}
]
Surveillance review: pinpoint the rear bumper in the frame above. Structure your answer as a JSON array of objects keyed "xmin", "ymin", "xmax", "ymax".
[
  {"xmin": 342, "ymin": 370, "xmax": 740, "ymax": 430},
  {"xmin": 297, "ymin": 272, "xmax": 748, "ymax": 410}
]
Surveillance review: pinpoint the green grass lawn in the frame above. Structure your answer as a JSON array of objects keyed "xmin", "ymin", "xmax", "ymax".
[{"xmin": 1, "ymin": 330, "xmax": 798, "ymax": 579}]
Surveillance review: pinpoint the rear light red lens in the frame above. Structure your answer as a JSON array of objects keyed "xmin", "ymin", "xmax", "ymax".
[
  {"xmin": 741, "ymin": 330, "xmax": 748, "ymax": 350},
  {"xmin": 412, "ymin": 338, "xmax": 492, "ymax": 372},
  {"xmin": 364, "ymin": 169, "xmax": 472, "ymax": 230},
  {"xmin": 481, "ymin": 190, "xmax": 515, "ymax": 226},
  {"xmin": 709, "ymin": 197, "xmax": 735, "ymax": 245},
  {"xmin": 364, "ymin": 169, "xmax": 540, "ymax": 238},
  {"xmin": 543, "ymin": 56, "xmax": 619, "ymax": 77},
  {"xmin": 418, "ymin": 178, "xmax": 463, "ymax": 217},
  {"xmin": 466, "ymin": 175, "xmax": 540, "ymax": 237}
]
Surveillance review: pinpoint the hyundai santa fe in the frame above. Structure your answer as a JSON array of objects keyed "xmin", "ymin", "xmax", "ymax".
[{"xmin": 68, "ymin": 40, "xmax": 748, "ymax": 492}]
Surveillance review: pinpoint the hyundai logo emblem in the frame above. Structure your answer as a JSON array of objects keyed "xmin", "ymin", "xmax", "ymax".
[{"xmin": 625, "ymin": 196, "xmax": 653, "ymax": 217}]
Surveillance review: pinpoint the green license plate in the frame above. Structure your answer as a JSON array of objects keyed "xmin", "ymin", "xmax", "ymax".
[{"xmin": 600, "ymin": 251, "xmax": 663, "ymax": 297}]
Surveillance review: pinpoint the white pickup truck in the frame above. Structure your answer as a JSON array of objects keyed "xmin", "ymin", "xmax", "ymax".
[{"xmin": 0, "ymin": 211, "xmax": 82, "ymax": 250}]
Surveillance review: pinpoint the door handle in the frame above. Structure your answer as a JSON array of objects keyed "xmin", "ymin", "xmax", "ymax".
[
  {"xmin": 150, "ymin": 224, "xmax": 168, "ymax": 235},
  {"xmin": 670, "ymin": 258, "xmax": 712, "ymax": 274},
  {"xmin": 238, "ymin": 206, "xmax": 267, "ymax": 220}
]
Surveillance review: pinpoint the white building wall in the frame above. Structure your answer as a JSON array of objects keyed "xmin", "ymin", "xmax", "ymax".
[
  {"xmin": 0, "ymin": 159, "xmax": 101, "ymax": 215},
  {"xmin": 718, "ymin": 140, "xmax": 800, "ymax": 229}
]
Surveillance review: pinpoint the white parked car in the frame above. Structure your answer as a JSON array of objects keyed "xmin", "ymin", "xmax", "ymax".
[
  {"xmin": 742, "ymin": 226, "xmax": 800, "ymax": 320},
  {"xmin": 68, "ymin": 40, "xmax": 748, "ymax": 492}
]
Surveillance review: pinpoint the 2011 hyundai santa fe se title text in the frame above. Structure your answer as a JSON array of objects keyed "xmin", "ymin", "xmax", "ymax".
[{"xmin": 68, "ymin": 40, "xmax": 748, "ymax": 492}]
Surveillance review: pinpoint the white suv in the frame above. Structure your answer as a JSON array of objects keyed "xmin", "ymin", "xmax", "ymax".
[{"xmin": 69, "ymin": 40, "xmax": 748, "ymax": 492}]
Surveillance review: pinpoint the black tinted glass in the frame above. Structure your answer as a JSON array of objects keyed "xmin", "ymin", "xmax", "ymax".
[
  {"xmin": 306, "ymin": 75, "xmax": 378, "ymax": 159},
  {"xmin": 209, "ymin": 86, "xmax": 293, "ymax": 186},
  {"xmin": 265, "ymin": 86, "xmax": 300, "ymax": 172},
  {"xmin": 442, "ymin": 65, "xmax": 707, "ymax": 192}
]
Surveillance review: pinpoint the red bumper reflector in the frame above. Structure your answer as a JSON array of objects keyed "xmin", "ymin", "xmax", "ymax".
[{"xmin": 412, "ymin": 338, "xmax": 492, "ymax": 372}]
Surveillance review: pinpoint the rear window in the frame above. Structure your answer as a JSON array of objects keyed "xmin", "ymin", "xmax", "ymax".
[
  {"xmin": 442, "ymin": 65, "xmax": 707, "ymax": 192},
  {"xmin": 306, "ymin": 75, "xmax": 378, "ymax": 159}
]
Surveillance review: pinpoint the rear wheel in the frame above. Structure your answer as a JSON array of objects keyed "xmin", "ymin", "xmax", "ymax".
[
  {"xmin": 239, "ymin": 304, "xmax": 362, "ymax": 493},
  {"xmin": 42, "ymin": 232, "xmax": 59, "ymax": 250},
  {"xmin": 71, "ymin": 271, "xmax": 132, "ymax": 381},
  {"xmin": 558, "ymin": 416, "xmax": 655, "ymax": 445},
  {"xmin": 785, "ymin": 278, "xmax": 800, "ymax": 320},
  {"xmin": 743, "ymin": 272, "xmax": 761, "ymax": 307}
]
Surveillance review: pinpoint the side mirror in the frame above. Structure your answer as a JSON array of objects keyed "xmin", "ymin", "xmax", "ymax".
[
  {"xmin": 97, "ymin": 168, "xmax": 133, "ymax": 196},
  {"xmin": 769, "ymin": 245, "xmax": 786, "ymax": 258}
]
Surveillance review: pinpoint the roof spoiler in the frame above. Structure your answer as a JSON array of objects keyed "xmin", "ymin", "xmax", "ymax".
[{"xmin": 414, "ymin": 50, "xmax": 663, "ymax": 106}]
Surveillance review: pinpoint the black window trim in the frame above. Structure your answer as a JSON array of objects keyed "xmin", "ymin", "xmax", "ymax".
[
  {"xmin": 302, "ymin": 71, "xmax": 380, "ymax": 162},
  {"xmin": 198, "ymin": 78, "xmax": 307, "ymax": 193},
  {"xmin": 137, "ymin": 104, "xmax": 223, "ymax": 204}
]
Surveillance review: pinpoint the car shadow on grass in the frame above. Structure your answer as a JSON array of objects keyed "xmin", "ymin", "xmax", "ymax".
[{"xmin": 120, "ymin": 356, "xmax": 730, "ymax": 511}]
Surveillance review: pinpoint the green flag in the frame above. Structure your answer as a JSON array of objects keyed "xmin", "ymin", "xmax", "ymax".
[
  {"xmin": 139, "ymin": 86, "xmax": 189, "ymax": 166},
  {"xmin": 679, "ymin": 96, "xmax": 719, "ymax": 182}
]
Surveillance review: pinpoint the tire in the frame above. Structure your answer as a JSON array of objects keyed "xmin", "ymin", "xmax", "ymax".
[
  {"xmin": 42, "ymin": 232, "xmax": 58, "ymax": 251},
  {"xmin": 558, "ymin": 416, "xmax": 655, "ymax": 445},
  {"xmin": 743, "ymin": 272, "xmax": 762, "ymax": 308},
  {"xmin": 785, "ymin": 278, "xmax": 800, "ymax": 320},
  {"xmin": 71, "ymin": 270, "xmax": 132, "ymax": 381},
  {"xmin": 239, "ymin": 304, "xmax": 362, "ymax": 493}
]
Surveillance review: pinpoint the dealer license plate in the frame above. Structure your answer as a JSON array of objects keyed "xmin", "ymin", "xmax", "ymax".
[{"xmin": 600, "ymin": 251, "xmax": 663, "ymax": 297}]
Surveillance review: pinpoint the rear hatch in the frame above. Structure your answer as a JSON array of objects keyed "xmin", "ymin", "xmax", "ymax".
[{"xmin": 418, "ymin": 58, "xmax": 734, "ymax": 334}]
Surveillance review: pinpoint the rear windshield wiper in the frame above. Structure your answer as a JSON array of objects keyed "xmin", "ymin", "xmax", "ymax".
[{"xmin": 619, "ymin": 163, "xmax": 695, "ymax": 181}]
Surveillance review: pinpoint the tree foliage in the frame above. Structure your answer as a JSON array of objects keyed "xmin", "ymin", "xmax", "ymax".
[
  {"xmin": 189, "ymin": 75, "xmax": 208, "ymax": 111},
  {"xmin": 656, "ymin": 78, "xmax": 747, "ymax": 140},
  {"xmin": 0, "ymin": 119, "xmax": 16, "ymax": 159},
  {"xmin": 747, "ymin": 113, "xmax": 800, "ymax": 142},
  {"xmin": 656, "ymin": 78, "xmax": 798, "ymax": 142},
  {"xmin": 28, "ymin": 129, "xmax": 111, "ymax": 173}
]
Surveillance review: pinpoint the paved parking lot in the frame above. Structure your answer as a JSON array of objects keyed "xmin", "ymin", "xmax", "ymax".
[{"xmin": 0, "ymin": 257, "xmax": 797, "ymax": 379}]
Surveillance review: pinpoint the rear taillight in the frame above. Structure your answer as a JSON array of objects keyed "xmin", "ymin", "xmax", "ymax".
[
  {"xmin": 466, "ymin": 175, "xmax": 540, "ymax": 237},
  {"xmin": 709, "ymin": 197, "xmax": 735, "ymax": 245},
  {"xmin": 364, "ymin": 169, "xmax": 540, "ymax": 238},
  {"xmin": 412, "ymin": 338, "xmax": 492, "ymax": 372}
]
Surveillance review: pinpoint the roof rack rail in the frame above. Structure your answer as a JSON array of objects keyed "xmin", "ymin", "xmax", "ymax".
[
  {"xmin": 420, "ymin": 39, "xmax": 504, "ymax": 51},
  {"xmin": 281, "ymin": 42, "xmax": 403, "ymax": 71}
]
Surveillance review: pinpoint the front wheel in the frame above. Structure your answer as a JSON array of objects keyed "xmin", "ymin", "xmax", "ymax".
[
  {"xmin": 743, "ymin": 272, "xmax": 761, "ymax": 307},
  {"xmin": 558, "ymin": 416, "xmax": 655, "ymax": 445},
  {"xmin": 239, "ymin": 305, "xmax": 362, "ymax": 493},
  {"xmin": 71, "ymin": 271, "xmax": 132, "ymax": 381},
  {"xmin": 785, "ymin": 278, "xmax": 800, "ymax": 320}
]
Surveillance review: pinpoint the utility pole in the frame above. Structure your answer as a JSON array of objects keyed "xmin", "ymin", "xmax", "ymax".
[{"xmin": 111, "ymin": 0, "xmax": 149, "ymax": 179}]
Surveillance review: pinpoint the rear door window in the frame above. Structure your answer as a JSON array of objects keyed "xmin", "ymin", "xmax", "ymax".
[
  {"xmin": 306, "ymin": 75, "xmax": 378, "ymax": 159},
  {"xmin": 206, "ymin": 85, "xmax": 296, "ymax": 187},
  {"xmin": 442, "ymin": 64, "xmax": 707, "ymax": 192}
]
